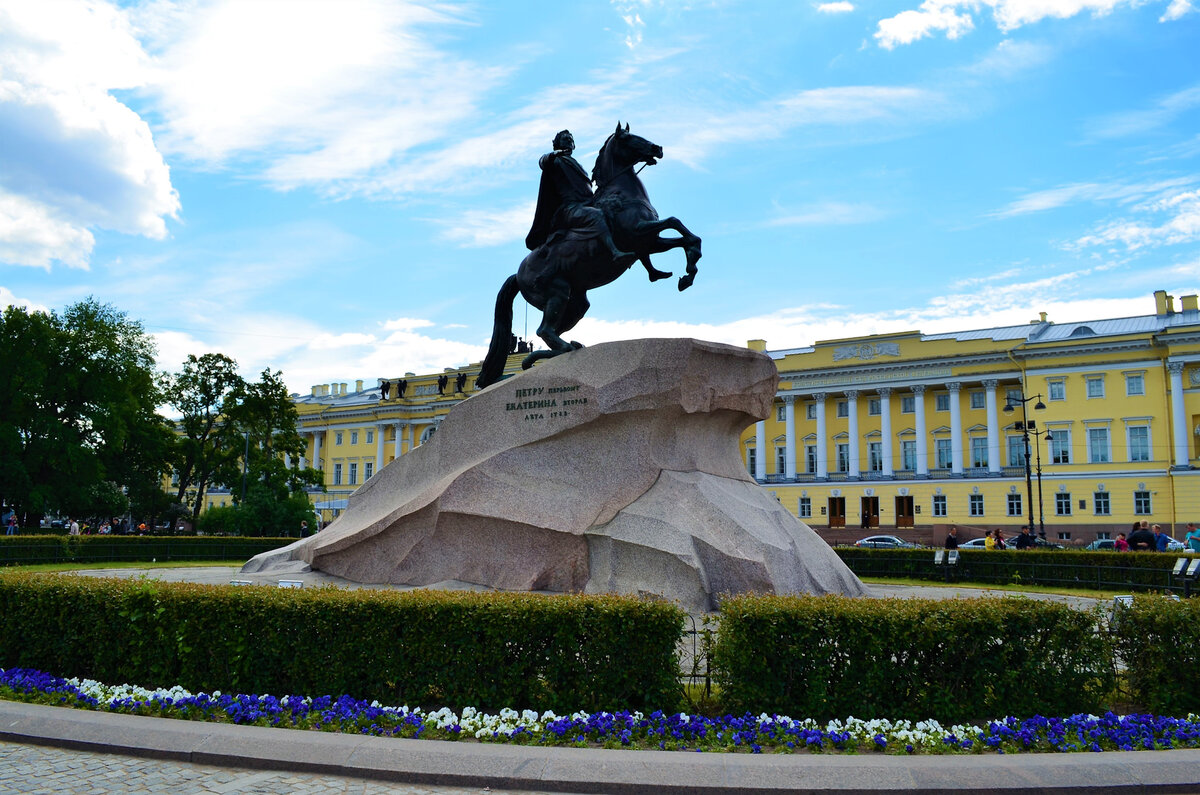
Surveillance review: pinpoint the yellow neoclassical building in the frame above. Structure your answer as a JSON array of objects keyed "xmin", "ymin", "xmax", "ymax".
[
  {"xmin": 270, "ymin": 290, "xmax": 1200, "ymax": 543},
  {"xmin": 744, "ymin": 290, "xmax": 1200, "ymax": 545}
]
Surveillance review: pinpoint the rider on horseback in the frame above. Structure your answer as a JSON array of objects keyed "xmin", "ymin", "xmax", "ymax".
[{"xmin": 525, "ymin": 130, "xmax": 638, "ymax": 271}]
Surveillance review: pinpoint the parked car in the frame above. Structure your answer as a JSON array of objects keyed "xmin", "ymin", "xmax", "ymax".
[
  {"xmin": 1033, "ymin": 537, "xmax": 1065, "ymax": 549},
  {"xmin": 853, "ymin": 535, "xmax": 921, "ymax": 549},
  {"xmin": 1085, "ymin": 539, "xmax": 1116, "ymax": 551},
  {"xmin": 958, "ymin": 538, "xmax": 989, "ymax": 549}
]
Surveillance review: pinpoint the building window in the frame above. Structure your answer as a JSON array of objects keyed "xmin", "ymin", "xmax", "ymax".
[
  {"xmin": 1006, "ymin": 389, "xmax": 1022, "ymax": 407},
  {"xmin": 1086, "ymin": 376, "xmax": 1104, "ymax": 399},
  {"xmin": 806, "ymin": 403, "xmax": 817, "ymax": 420},
  {"xmin": 1047, "ymin": 380, "xmax": 1065, "ymax": 401},
  {"xmin": 970, "ymin": 391, "xmax": 985, "ymax": 409},
  {"xmin": 970, "ymin": 437, "xmax": 988, "ymax": 468},
  {"xmin": 969, "ymin": 494, "xmax": 984, "ymax": 516},
  {"xmin": 1007, "ymin": 493, "xmax": 1023, "ymax": 516},
  {"xmin": 364, "ymin": 462, "xmax": 374, "ymax": 479},
  {"xmin": 746, "ymin": 448, "xmax": 756, "ymax": 474},
  {"xmin": 1094, "ymin": 491, "xmax": 1110, "ymax": 515},
  {"xmin": 901, "ymin": 440, "xmax": 917, "ymax": 471},
  {"xmin": 1127, "ymin": 426, "xmax": 1150, "ymax": 462},
  {"xmin": 932, "ymin": 495, "xmax": 947, "ymax": 517},
  {"xmin": 1097, "ymin": 531, "xmax": 1112, "ymax": 540},
  {"xmin": 1055, "ymin": 492, "xmax": 1072, "ymax": 516},
  {"xmin": 1125, "ymin": 373, "xmax": 1145, "ymax": 396},
  {"xmin": 366, "ymin": 430, "xmax": 374, "ymax": 444},
  {"xmin": 348, "ymin": 463, "xmax": 358, "ymax": 485},
  {"xmin": 1134, "ymin": 490, "xmax": 1152, "ymax": 515},
  {"xmin": 901, "ymin": 396, "xmax": 915, "ymax": 414},
  {"xmin": 350, "ymin": 431, "xmax": 359, "ymax": 445},
  {"xmin": 1007, "ymin": 436, "xmax": 1025, "ymax": 467},
  {"xmin": 836, "ymin": 401, "xmax": 849, "ymax": 418},
  {"xmin": 1087, "ymin": 427, "xmax": 1110, "ymax": 463},
  {"xmin": 335, "ymin": 431, "xmax": 343, "ymax": 445},
  {"xmin": 805, "ymin": 444, "xmax": 817, "ymax": 474},
  {"xmin": 837, "ymin": 443, "xmax": 849, "ymax": 472},
  {"xmin": 777, "ymin": 405, "xmax": 786, "ymax": 422},
  {"xmin": 799, "ymin": 497, "xmax": 812, "ymax": 518},
  {"xmin": 1057, "ymin": 532, "xmax": 1072, "ymax": 541},
  {"xmin": 1050, "ymin": 430, "xmax": 1071, "ymax": 464},
  {"xmin": 868, "ymin": 441, "xmax": 882, "ymax": 472},
  {"xmin": 935, "ymin": 393, "xmax": 950, "ymax": 412},
  {"xmin": 868, "ymin": 399, "xmax": 881, "ymax": 416},
  {"xmin": 333, "ymin": 463, "xmax": 343, "ymax": 485},
  {"xmin": 775, "ymin": 446, "xmax": 787, "ymax": 474},
  {"xmin": 935, "ymin": 438, "xmax": 952, "ymax": 469}
]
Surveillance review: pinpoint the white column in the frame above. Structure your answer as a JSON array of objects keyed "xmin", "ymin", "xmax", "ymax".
[
  {"xmin": 846, "ymin": 390, "xmax": 860, "ymax": 478},
  {"xmin": 783, "ymin": 396, "xmax": 797, "ymax": 480},
  {"xmin": 375, "ymin": 424, "xmax": 385, "ymax": 473},
  {"xmin": 755, "ymin": 420, "xmax": 766, "ymax": 481},
  {"xmin": 393, "ymin": 422, "xmax": 405, "ymax": 459},
  {"xmin": 913, "ymin": 385, "xmax": 928, "ymax": 477},
  {"xmin": 299, "ymin": 434, "xmax": 308, "ymax": 470},
  {"xmin": 879, "ymin": 387, "xmax": 893, "ymax": 478},
  {"xmin": 983, "ymin": 379, "xmax": 1001, "ymax": 474},
  {"xmin": 1169, "ymin": 362, "xmax": 1189, "ymax": 467},
  {"xmin": 947, "ymin": 382, "xmax": 963, "ymax": 476},
  {"xmin": 814, "ymin": 392, "xmax": 829, "ymax": 479}
]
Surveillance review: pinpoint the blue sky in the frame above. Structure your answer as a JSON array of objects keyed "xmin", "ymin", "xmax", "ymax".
[{"xmin": 2, "ymin": 0, "xmax": 1198, "ymax": 393}]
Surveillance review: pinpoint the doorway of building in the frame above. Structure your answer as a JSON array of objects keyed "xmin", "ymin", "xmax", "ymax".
[
  {"xmin": 828, "ymin": 497, "xmax": 846, "ymax": 528},
  {"xmin": 860, "ymin": 496, "xmax": 880, "ymax": 528},
  {"xmin": 895, "ymin": 495, "xmax": 914, "ymax": 528}
]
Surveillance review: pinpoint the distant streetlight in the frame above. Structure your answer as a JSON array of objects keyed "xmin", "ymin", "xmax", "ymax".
[{"xmin": 1004, "ymin": 392, "xmax": 1046, "ymax": 539}]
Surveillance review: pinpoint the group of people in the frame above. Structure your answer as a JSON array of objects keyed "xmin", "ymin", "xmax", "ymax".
[
  {"xmin": 1116, "ymin": 520, "xmax": 1200, "ymax": 552},
  {"xmin": 944, "ymin": 520, "xmax": 1200, "ymax": 551},
  {"xmin": 943, "ymin": 525, "xmax": 1039, "ymax": 550}
]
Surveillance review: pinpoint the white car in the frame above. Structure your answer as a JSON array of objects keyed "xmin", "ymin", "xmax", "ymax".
[{"xmin": 853, "ymin": 535, "xmax": 921, "ymax": 549}]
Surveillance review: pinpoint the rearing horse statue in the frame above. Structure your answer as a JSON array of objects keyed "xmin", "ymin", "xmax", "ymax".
[{"xmin": 476, "ymin": 124, "xmax": 702, "ymax": 388}]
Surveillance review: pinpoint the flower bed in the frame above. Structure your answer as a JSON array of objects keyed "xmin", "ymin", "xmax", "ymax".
[{"xmin": 4, "ymin": 667, "xmax": 1199, "ymax": 755}]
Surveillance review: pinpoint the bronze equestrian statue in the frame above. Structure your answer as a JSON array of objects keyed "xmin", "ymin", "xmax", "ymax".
[{"xmin": 476, "ymin": 123, "xmax": 701, "ymax": 388}]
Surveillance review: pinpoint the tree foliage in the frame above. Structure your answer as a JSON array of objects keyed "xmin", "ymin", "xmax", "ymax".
[
  {"xmin": 0, "ymin": 299, "xmax": 171, "ymax": 524},
  {"xmin": 168, "ymin": 353, "xmax": 244, "ymax": 517}
]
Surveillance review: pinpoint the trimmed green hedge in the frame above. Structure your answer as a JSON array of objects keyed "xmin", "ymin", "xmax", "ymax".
[
  {"xmin": 1111, "ymin": 595, "xmax": 1200, "ymax": 715},
  {"xmin": 0, "ymin": 573, "xmax": 685, "ymax": 714},
  {"xmin": 0, "ymin": 535, "xmax": 293, "ymax": 566},
  {"xmin": 835, "ymin": 547, "xmax": 1191, "ymax": 592},
  {"xmin": 709, "ymin": 594, "xmax": 1112, "ymax": 723}
]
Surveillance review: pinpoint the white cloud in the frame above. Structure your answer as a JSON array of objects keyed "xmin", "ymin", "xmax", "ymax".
[
  {"xmin": 1161, "ymin": 0, "xmax": 1194, "ymax": 20},
  {"xmin": 875, "ymin": 0, "xmax": 1187, "ymax": 48},
  {"xmin": 0, "ymin": 0, "xmax": 179, "ymax": 269},
  {"xmin": 1088, "ymin": 84, "xmax": 1200, "ymax": 140},
  {"xmin": 992, "ymin": 177, "xmax": 1198, "ymax": 217},
  {"xmin": 875, "ymin": 3, "xmax": 974, "ymax": 49},
  {"xmin": 817, "ymin": 2, "xmax": 856, "ymax": 13},
  {"xmin": 0, "ymin": 287, "xmax": 51, "ymax": 314},
  {"xmin": 437, "ymin": 201, "xmax": 536, "ymax": 247},
  {"xmin": 670, "ymin": 86, "xmax": 942, "ymax": 166},
  {"xmin": 1075, "ymin": 188, "xmax": 1200, "ymax": 249}
]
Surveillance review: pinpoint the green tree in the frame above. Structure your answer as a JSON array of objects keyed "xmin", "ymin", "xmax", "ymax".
[
  {"xmin": 0, "ymin": 299, "xmax": 171, "ymax": 525},
  {"xmin": 169, "ymin": 353, "xmax": 245, "ymax": 518},
  {"xmin": 226, "ymin": 368, "xmax": 322, "ymax": 535}
]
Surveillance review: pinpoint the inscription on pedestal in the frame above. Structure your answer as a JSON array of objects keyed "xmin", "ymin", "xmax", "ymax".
[{"xmin": 505, "ymin": 384, "xmax": 590, "ymax": 422}]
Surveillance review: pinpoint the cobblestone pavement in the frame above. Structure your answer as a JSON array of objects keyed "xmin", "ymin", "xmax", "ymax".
[{"xmin": 0, "ymin": 741, "xmax": 563, "ymax": 795}]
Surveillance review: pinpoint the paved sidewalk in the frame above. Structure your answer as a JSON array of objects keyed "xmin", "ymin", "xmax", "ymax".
[{"xmin": 3, "ymin": 700, "xmax": 1200, "ymax": 794}]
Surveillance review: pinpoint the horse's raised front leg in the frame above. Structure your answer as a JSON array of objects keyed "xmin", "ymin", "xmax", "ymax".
[{"xmin": 629, "ymin": 217, "xmax": 702, "ymax": 291}]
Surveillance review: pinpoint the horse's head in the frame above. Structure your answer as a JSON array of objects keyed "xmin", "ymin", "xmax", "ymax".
[{"xmin": 593, "ymin": 122, "xmax": 663, "ymax": 186}]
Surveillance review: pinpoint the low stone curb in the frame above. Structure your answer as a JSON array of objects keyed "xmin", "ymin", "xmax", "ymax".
[{"xmin": 4, "ymin": 700, "xmax": 1200, "ymax": 793}]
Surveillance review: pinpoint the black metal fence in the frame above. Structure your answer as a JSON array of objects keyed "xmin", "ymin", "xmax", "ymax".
[
  {"xmin": 836, "ymin": 548, "xmax": 1197, "ymax": 595},
  {"xmin": 0, "ymin": 536, "xmax": 291, "ymax": 567}
]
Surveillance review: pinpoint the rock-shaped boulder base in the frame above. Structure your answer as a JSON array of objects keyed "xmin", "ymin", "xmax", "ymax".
[{"xmin": 243, "ymin": 338, "xmax": 867, "ymax": 611}]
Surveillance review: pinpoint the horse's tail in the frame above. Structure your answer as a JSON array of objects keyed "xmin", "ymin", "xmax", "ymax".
[{"xmin": 475, "ymin": 274, "xmax": 521, "ymax": 389}]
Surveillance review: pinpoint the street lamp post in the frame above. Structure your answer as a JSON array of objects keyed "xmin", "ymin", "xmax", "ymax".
[
  {"xmin": 1028, "ymin": 427, "xmax": 1054, "ymax": 539},
  {"xmin": 1004, "ymin": 392, "xmax": 1046, "ymax": 539}
]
